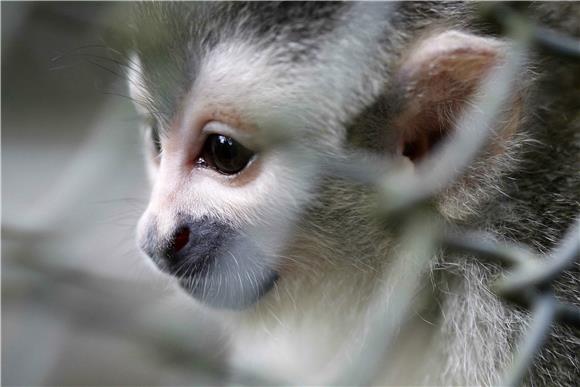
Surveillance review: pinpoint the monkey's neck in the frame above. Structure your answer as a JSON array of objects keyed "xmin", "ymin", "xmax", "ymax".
[
  {"xmin": 226, "ymin": 268, "xmax": 380, "ymax": 383},
  {"xmin": 225, "ymin": 254, "xmax": 513, "ymax": 385}
]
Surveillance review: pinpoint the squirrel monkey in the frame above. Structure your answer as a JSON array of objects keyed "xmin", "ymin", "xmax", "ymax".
[{"xmin": 128, "ymin": 2, "xmax": 579, "ymax": 385}]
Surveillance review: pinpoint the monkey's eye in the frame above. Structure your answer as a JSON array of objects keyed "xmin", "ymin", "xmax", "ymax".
[
  {"xmin": 151, "ymin": 127, "xmax": 161, "ymax": 155},
  {"xmin": 146, "ymin": 116, "xmax": 162, "ymax": 155},
  {"xmin": 199, "ymin": 134, "xmax": 254, "ymax": 175}
]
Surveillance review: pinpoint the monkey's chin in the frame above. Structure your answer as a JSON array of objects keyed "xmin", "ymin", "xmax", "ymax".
[{"xmin": 177, "ymin": 269, "xmax": 279, "ymax": 310}]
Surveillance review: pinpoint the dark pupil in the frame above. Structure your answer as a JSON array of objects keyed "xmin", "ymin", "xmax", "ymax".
[{"xmin": 207, "ymin": 134, "xmax": 253, "ymax": 174}]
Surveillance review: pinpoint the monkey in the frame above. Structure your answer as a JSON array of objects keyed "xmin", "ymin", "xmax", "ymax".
[{"xmin": 126, "ymin": 2, "xmax": 579, "ymax": 385}]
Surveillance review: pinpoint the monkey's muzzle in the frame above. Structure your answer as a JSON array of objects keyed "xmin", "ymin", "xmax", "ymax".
[{"xmin": 139, "ymin": 216, "xmax": 278, "ymax": 309}]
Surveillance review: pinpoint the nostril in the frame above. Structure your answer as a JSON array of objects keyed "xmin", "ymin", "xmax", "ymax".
[{"xmin": 172, "ymin": 227, "xmax": 190, "ymax": 253}]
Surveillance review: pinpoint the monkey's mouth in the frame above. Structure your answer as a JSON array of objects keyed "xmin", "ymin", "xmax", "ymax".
[
  {"xmin": 140, "ymin": 215, "xmax": 282, "ymax": 309},
  {"xmin": 176, "ymin": 266, "xmax": 279, "ymax": 310},
  {"xmin": 160, "ymin": 226, "xmax": 279, "ymax": 309}
]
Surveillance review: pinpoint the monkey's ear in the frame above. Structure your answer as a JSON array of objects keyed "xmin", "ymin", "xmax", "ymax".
[{"xmin": 392, "ymin": 30, "xmax": 519, "ymax": 163}]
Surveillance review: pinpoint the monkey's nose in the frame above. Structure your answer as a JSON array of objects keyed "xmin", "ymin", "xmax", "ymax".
[
  {"xmin": 139, "ymin": 223, "xmax": 191, "ymax": 269},
  {"xmin": 172, "ymin": 226, "xmax": 190, "ymax": 254},
  {"xmin": 163, "ymin": 226, "xmax": 192, "ymax": 267},
  {"xmin": 140, "ymin": 217, "xmax": 233, "ymax": 273}
]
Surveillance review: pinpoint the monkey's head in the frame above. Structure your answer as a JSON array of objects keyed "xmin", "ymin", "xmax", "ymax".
[{"xmin": 130, "ymin": 3, "xmax": 522, "ymax": 310}]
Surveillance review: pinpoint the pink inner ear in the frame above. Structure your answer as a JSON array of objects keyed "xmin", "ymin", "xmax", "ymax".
[
  {"xmin": 393, "ymin": 31, "xmax": 505, "ymax": 163},
  {"xmin": 401, "ymin": 124, "xmax": 449, "ymax": 162}
]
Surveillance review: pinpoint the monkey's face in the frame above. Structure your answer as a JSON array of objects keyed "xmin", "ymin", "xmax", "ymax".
[
  {"xmin": 134, "ymin": 59, "xmax": 329, "ymax": 308},
  {"xmin": 131, "ymin": 3, "xmax": 516, "ymax": 310},
  {"xmin": 131, "ymin": 2, "xmax": 388, "ymax": 309},
  {"xmin": 136, "ymin": 108, "xmax": 322, "ymax": 308}
]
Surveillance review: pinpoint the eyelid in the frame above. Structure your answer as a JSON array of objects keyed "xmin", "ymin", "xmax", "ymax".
[{"xmin": 201, "ymin": 121, "xmax": 257, "ymax": 150}]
